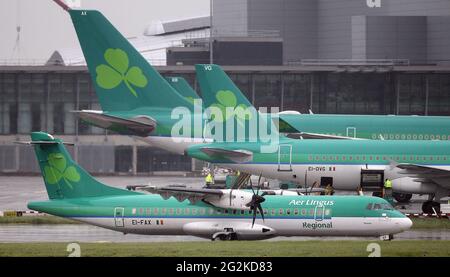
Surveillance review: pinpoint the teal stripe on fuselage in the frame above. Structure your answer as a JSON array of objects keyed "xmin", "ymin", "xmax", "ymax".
[
  {"xmin": 279, "ymin": 114, "xmax": 450, "ymax": 140},
  {"xmin": 28, "ymin": 195, "xmax": 405, "ymax": 219}
]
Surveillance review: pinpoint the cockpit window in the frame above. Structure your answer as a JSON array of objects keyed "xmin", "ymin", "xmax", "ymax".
[
  {"xmin": 381, "ymin": 203, "xmax": 394, "ymax": 210},
  {"xmin": 366, "ymin": 203, "xmax": 373, "ymax": 210},
  {"xmin": 373, "ymin": 203, "xmax": 382, "ymax": 210}
]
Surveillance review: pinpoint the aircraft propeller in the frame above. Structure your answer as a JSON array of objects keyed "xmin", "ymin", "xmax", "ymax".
[{"xmin": 246, "ymin": 173, "xmax": 265, "ymax": 228}]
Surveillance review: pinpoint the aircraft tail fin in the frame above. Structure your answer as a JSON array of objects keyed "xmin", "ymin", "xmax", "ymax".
[
  {"xmin": 165, "ymin": 77, "xmax": 201, "ymax": 103},
  {"xmin": 30, "ymin": 132, "xmax": 137, "ymax": 199},
  {"xmin": 195, "ymin": 64, "xmax": 253, "ymax": 109},
  {"xmin": 195, "ymin": 64, "xmax": 279, "ymax": 140},
  {"xmin": 66, "ymin": 8, "xmax": 191, "ymax": 112}
]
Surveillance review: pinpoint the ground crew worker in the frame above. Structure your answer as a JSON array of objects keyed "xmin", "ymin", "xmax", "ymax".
[
  {"xmin": 384, "ymin": 178, "xmax": 392, "ymax": 198},
  {"xmin": 325, "ymin": 184, "xmax": 334, "ymax": 195},
  {"xmin": 205, "ymin": 172, "xmax": 214, "ymax": 187},
  {"xmin": 356, "ymin": 185, "xmax": 364, "ymax": 196}
]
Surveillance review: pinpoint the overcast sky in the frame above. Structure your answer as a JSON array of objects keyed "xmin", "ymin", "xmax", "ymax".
[{"xmin": 0, "ymin": 0, "xmax": 210, "ymax": 62}]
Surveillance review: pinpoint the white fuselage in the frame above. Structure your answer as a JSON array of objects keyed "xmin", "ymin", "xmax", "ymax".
[
  {"xmin": 217, "ymin": 163, "xmax": 450, "ymax": 195},
  {"xmin": 73, "ymin": 215, "xmax": 411, "ymax": 239}
]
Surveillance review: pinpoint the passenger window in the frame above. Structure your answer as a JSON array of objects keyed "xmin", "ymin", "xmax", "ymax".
[
  {"xmin": 184, "ymin": 208, "xmax": 190, "ymax": 215},
  {"xmin": 301, "ymin": 209, "xmax": 306, "ymax": 215},
  {"xmin": 199, "ymin": 208, "xmax": 206, "ymax": 215},
  {"xmin": 240, "ymin": 210, "xmax": 245, "ymax": 215},
  {"xmin": 146, "ymin": 208, "xmax": 151, "ymax": 215},
  {"xmin": 153, "ymin": 208, "xmax": 158, "ymax": 215},
  {"xmin": 169, "ymin": 208, "xmax": 174, "ymax": 215},
  {"xmin": 294, "ymin": 209, "xmax": 299, "ymax": 215},
  {"xmin": 286, "ymin": 209, "xmax": 291, "ymax": 215},
  {"xmin": 279, "ymin": 208, "xmax": 284, "ymax": 215},
  {"xmin": 271, "ymin": 209, "xmax": 275, "ymax": 215},
  {"xmin": 192, "ymin": 209, "xmax": 197, "ymax": 215},
  {"xmin": 161, "ymin": 208, "xmax": 166, "ymax": 215}
]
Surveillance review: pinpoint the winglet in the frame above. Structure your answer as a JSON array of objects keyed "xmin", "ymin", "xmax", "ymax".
[{"xmin": 53, "ymin": 0, "xmax": 71, "ymax": 11}]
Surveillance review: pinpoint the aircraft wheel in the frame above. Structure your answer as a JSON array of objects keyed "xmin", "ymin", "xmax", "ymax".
[
  {"xmin": 393, "ymin": 192, "xmax": 412, "ymax": 203},
  {"xmin": 430, "ymin": 201, "xmax": 441, "ymax": 214},
  {"xmin": 422, "ymin": 201, "xmax": 432, "ymax": 214}
]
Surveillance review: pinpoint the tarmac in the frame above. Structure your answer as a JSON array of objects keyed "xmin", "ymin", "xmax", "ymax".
[{"xmin": 0, "ymin": 224, "xmax": 448, "ymax": 243}]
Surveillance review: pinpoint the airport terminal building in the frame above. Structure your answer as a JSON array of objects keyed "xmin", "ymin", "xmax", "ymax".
[{"xmin": 1, "ymin": 0, "xmax": 450, "ymax": 175}]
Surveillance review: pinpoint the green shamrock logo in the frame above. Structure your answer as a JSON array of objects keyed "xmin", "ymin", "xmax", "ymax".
[
  {"xmin": 95, "ymin": 48, "xmax": 148, "ymax": 97},
  {"xmin": 43, "ymin": 153, "xmax": 80, "ymax": 189},
  {"xmin": 209, "ymin": 90, "xmax": 252, "ymax": 122}
]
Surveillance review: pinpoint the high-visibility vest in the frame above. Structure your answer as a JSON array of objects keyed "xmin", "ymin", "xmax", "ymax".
[
  {"xmin": 205, "ymin": 174, "xmax": 213, "ymax": 183},
  {"xmin": 384, "ymin": 179, "xmax": 392, "ymax": 189}
]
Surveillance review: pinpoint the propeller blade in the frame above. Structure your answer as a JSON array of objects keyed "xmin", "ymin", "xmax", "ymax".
[
  {"xmin": 257, "ymin": 204, "xmax": 265, "ymax": 222},
  {"xmin": 251, "ymin": 207, "xmax": 256, "ymax": 228},
  {"xmin": 249, "ymin": 178, "xmax": 255, "ymax": 194},
  {"xmin": 256, "ymin": 173, "xmax": 262, "ymax": 195}
]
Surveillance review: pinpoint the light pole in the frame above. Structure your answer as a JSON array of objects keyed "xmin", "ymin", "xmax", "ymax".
[{"xmin": 209, "ymin": 0, "xmax": 213, "ymax": 64}]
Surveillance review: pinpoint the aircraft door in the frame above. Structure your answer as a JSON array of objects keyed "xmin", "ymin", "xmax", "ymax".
[
  {"xmin": 278, "ymin": 145, "xmax": 292, "ymax": 171},
  {"xmin": 314, "ymin": 205, "xmax": 325, "ymax": 221},
  {"xmin": 346, "ymin": 127, "xmax": 356, "ymax": 138},
  {"xmin": 114, "ymin": 207, "xmax": 125, "ymax": 227}
]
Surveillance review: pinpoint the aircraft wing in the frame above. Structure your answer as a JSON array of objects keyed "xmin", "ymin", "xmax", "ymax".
[
  {"xmin": 396, "ymin": 164, "xmax": 450, "ymax": 178},
  {"xmin": 200, "ymin": 147, "xmax": 253, "ymax": 163},
  {"xmin": 74, "ymin": 110, "xmax": 156, "ymax": 137},
  {"xmin": 286, "ymin": 132, "xmax": 365, "ymax": 140},
  {"xmin": 394, "ymin": 163, "xmax": 450, "ymax": 189},
  {"xmin": 289, "ymin": 187, "xmax": 326, "ymax": 194},
  {"xmin": 138, "ymin": 186, "xmax": 224, "ymax": 204}
]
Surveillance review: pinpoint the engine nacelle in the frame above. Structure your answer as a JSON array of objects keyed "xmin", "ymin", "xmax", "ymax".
[
  {"xmin": 183, "ymin": 221, "xmax": 276, "ymax": 240},
  {"xmin": 392, "ymin": 177, "xmax": 437, "ymax": 194},
  {"xmin": 204, "ymin": 190, "xmax": 255, "ymax": 210}
]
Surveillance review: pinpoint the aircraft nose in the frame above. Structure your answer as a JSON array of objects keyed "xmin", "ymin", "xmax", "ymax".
[{"xmin": 397, "ymin": 217, "xmax": 413, "ymax": 231}]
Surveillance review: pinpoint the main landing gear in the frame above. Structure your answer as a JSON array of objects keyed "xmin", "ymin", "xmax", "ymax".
[
  {"xmin": 392, "ymin": 192, "xmax": 412, "ymax": 203},
  {"xmin": 422, "ymin": 201, "xmax": 441, "ymax": 214},
  {"xmin": 211, "ymin": 228, "xmax": 238, "ymax": 241}
]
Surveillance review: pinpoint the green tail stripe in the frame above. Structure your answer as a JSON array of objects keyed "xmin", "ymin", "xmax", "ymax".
[{"xmin": 69, "ymin": 10, "xmax": 192, "ymax": 112}]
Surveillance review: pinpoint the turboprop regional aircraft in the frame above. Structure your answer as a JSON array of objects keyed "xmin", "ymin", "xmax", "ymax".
[
  {"xmin": 196, "ymin": 64, "xmax": 450, "ymax": 141},
  {"xmin": 187, "ymin": 137, "xmax": 450, "ymax": 214},
  {"xmin": 26, "ymin": 131, "xmax": 411, "ymax": 240}
]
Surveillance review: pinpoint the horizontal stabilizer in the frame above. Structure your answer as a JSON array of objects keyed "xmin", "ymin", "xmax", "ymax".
[
  {"xmin": 15, "ymin": 141, "xmax": 74, "ymax": 146},
  {"xmin": 200, "ymin": 147, "xmax": 253, "ymax": 163},
  {"xmin": 74, "ymin": 110, "xmax": 156, "ymax": 137}
]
